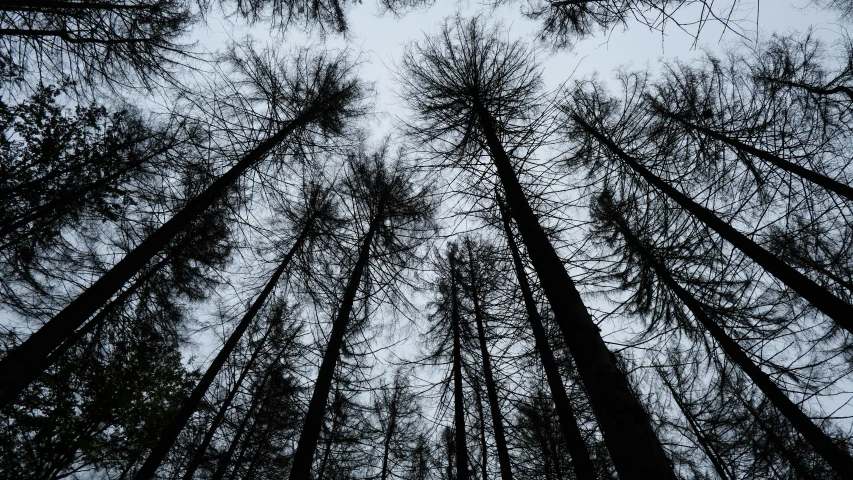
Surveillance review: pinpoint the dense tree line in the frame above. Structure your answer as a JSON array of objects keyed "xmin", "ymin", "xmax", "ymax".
[{"xmin": 2, "ymin": 0, "xmax": 853, "ymax": 479}]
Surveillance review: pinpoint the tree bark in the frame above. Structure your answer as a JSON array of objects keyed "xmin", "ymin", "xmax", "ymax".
[
  {"xmin": 0, "ymin": 114, "xmax": 310, "ymax": 409},
  {"xmin": 608, "ymin": 212, "xmax": 853, "ymax": 477},
  {"xmin": 134, "ymin": 228, "xmax": 309, "ymax": 480},
  {"xmin": 475, "ymin": 104, "xmax": 676, "ymax": 480},
  {"xmin": 497, "ymin": 194, "xmax": 596, "ymax": 480},
  {"xmin": 287, "ymin": 220, "xmax": 378, "ymax": 480},
  {"xmin": 464, "ymin": 240, "xmax": 512, "ymax": 480},
  {"xmin": 470, "ymin": 375, "xmax": 489, "ymax": 480},
  {"xmin": 574, "ymin": 114, "xmax": 853, "ymax": 334}
]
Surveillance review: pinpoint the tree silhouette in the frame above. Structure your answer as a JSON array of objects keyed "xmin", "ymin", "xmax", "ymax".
[
  {"xmin": 288, "ymin": 146, "xmax": 436, "ymax": 479},
  {"xmin": 400, "ymin": 16, "xmax": 674, "ymax": 479},
  {"xmin": 0, "ymin": 47, "xmax": 368, "ymax": 409}
]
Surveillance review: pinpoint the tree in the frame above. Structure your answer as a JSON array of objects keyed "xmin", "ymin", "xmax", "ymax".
[
  {"xmin": 134, "ymin": 179, "xmax": 338, "ymax": 479},
  {"xmin": 588, "ymin": 188, "xmax": 852, "ymax": 476},
  {"xmin": 458, "ymin": 237, "xmax": 513, "ymax": 480},
  {"xmin": 0, "ymin": 297, "xmax": 199, "ymax": 479},
  {"xmin": 288, "ymin": 146, "xmax": 436, "ymax": 479},
  {"xmin": 400, "ymin": 15, "xmax": 675, "ymax": 479},
  {"xmin": 0, "ymin": 84, "xmax": 179, "ymax": 311},
  {"xmin": 564, "ymin": 84, "xmax": 853, "ymax": 334},
  {"xmin": 496, "ymin": 193, "xmax": 596, "ymax": 480},
  {"xmin": 0, "ymin": 47, "xmax": 369, "ymax": 409},
  {"xmin": 368, "ymin": 370, "xmax": 425, "ymax": 480},
  {"xmin": 511, "ymin": 387, "xmax": 572, "ymax": 480}
]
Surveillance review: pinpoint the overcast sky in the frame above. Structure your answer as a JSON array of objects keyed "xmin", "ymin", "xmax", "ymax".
[{"xmin": 187, "ymin": 0, "xmax": 844, "ymax": 137}]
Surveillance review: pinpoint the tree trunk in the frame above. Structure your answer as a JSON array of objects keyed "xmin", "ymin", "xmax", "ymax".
[
  {"xmin": 449, "ymin": 250, "xmax": 471, "ymax": 480},
  {"xmin": 464, "ymin": 240, "xmax": 512, "ymax": 480},
  {"xmin": 498, "ymin": 194, "xmax": 596, "ymax": 480},
  {"xmin": 655, "ymin": 368, "xmax": 733, "ymax": 480},
  {"xmin": 736, "ymin": 394, "xmax": 818, "ymax": 480},
  {"xmin": 380, "ymin": 387, "xmax": 398, "ymax": 480},
  {"xmin": 42, "ymin": 253, "xmax": 169, "ymax": 368},
  {"xmin": 470, "ymin": 375, "xmax": 488, "ymax": 480},
  {"xmin": 134, "ymin": 228, "xmax": 309, "ymax": 480},
  {"xmin": 287, "ymin": 221, "xmax": 378, "ymax": 480},
  {"xmin": 316, "ymin": 390, "xmax": 343, "ymax": 480},
  {"xmin": 656, "ymin": 107, "xmax": 853, "ymax": 203},
  {"xmin": 180, "ymin": 321, "xmax": 276, "ymax": 480},
  {"xmin": 574, "ymin": 114, "xmax": 853, "ymax": 334},
  {"xmin": 608, "ymin": 212, "xmax": 853, "ymax": 477},
  {"xmin": 475, "ymin": 105, "xmax": 675, "ymax": 480},
  {"xmin": 209, "ymin": 374, "xmax": 272, "ymax": 480},
  {"xmin": 0, "ymin": 115, "xmax": 309, "ymax": 409}
]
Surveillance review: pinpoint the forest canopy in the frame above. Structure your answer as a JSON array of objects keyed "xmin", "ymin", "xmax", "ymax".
[{"xmin": 2, "ymin": 1, "xmax": 853, "ymax": 479}]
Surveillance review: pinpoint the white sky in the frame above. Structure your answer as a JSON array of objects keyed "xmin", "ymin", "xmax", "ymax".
[{"xmin": 187, "ymin": 0, "xmax": 845, "ymax": 138}]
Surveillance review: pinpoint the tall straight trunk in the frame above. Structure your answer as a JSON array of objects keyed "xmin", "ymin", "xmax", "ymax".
[
  {"xmin": 463, "ymin": 241, "xmax": 512, "ymax": 480},
  {"xmin": 227, "ymin": 409, "xmax": 273, "ymax": 480},
  {"xmin": 474, "ymin": 105, "xmax": 675, "ymax": 480},
  {"xmin": 380, "ymin": 387, "xmax": 398, "ymax": 480},
  {"xmin": 655, "ymin": 368, "xmax": 733, "ymax": 480},
  {"xmin": 316, "ymin": 389, "xmax": 344, "ymax": 480},
  {"xmin": 470, "ymin": 375, "xmax": 489, "ymax": 480},
  {"xmin": 449, "ymin": 250, "xmax": 471, "ymax": 480},
  {"xmin": 609, "ymin": 213, "xmax": 853, "ymax": 477},
  {"xmin": 0, "ymin": 114, "xmax": 311, "ymax": 409},
  {"xmin": 287, "ymin": 221, "xmax": 379, "ymax": 480},
  {"xmin": 497, "ymin": 195, "xmax": 596, "ymax": 480},
  {"xmin": 180, "ymin": 322, "xmax": 276, "ymax": 480},
  {"xmin": 135, "ymin": 228, "xmax": 309, "ymax": 480},
  {"xmin": 657, "ymin": 107, "xmax": 853, "ymax": 203},
  {"xmin": 242, "ymin": 419, "xmax": 275, "ymax": 480},
  {"xmin": 574, "ymin": 115, "xmax": 853, "ymax": 334}
]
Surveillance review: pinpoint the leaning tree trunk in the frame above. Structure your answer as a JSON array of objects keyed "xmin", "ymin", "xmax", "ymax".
[
  {"xmin": 180, "ymin": 321, "xmax": 277, "ymax": 480},
  {"xmin": 497, "ymin": 194, "xmax": 596, "ymax": 480},
  {"xmin": 573, "ymin": 114, "xmax": 853, "ymax": 335},
  {"xmin": 655, "ymin": 367, "xmax": 733, "ymax": 480},
  {"xmin": 0, "ymin": 111, "xmax": 315, "ymax": 409},
  {"xmin": 449, "ymin": 249, "xmax": 471, "ymax": 480},
  {"xmin": 42, "ymin": 252, "xmax": 171, "ymax": 369},
  {"xmin": 287, "ymin": 220, "xmax": 379, "ymax": 480},
  {"xmin": 609, "ymin": 212, "xmax": 853, "ymax": 477},
  {"xmin": 464, "ymin": 241, "xmax": 512, "ymax": 480},
  {"xmin": 733, "ymin": 391, "xmax": 819, "ymax": 480},
  {"xmin": 656, "ymin": 106, "xmax": 853, "ymax": 203},
  {"xmin": 134, "ymin": 228, "xmax": 309, "ymax": 480},
  {"xmin": 209, "ymin": 372, "xmax": 274, "ymax": 480},
  {"xmin": 474, "ymin": 104, "xmax": 676, "ymax": 480}
]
